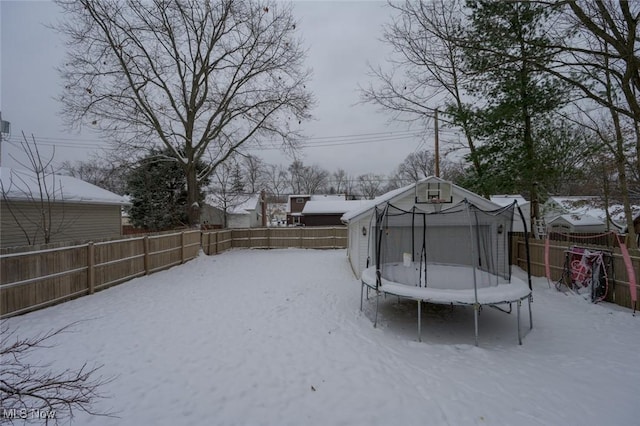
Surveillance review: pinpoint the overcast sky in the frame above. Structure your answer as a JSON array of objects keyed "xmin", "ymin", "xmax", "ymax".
[{"xmin": 1, "ymin": 1, "xmax": 441, "ymax": 177}]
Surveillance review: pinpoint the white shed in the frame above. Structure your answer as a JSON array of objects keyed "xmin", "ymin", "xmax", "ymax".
[
  {"xmin": 341, "ymin": 176, "xmax": 500, "ymax": 278},
  {"xmin": 202, "ymin": 193, "xmax": 265, "ymax": 229}
]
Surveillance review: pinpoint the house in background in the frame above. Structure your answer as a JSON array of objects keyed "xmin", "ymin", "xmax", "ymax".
[
  {"xmin": 286, "ymin": 194, "xmax": 346, "ymax": 226},
  {"xmin": 542, "ymin": 196, "xmax": 626, "ymax": 233},
  {"xmin": 341, "ymin": 176, "xmax": 500, "ymax": 278},
  {"xmin": 201, "ymin": 192, "xmax": 266, "ymax": 229},
  {"xmin": 0, "ymin": 167, "xmax": 130, "ymax": 248},
  {"xmin": 300, "ymin": 199, "xmax": 369, "ymax": 226}
]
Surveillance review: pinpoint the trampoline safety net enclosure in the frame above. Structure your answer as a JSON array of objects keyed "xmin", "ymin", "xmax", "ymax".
[{"xmin": 362, "ymin": 199, "xmax": 533, "ymax": 345}]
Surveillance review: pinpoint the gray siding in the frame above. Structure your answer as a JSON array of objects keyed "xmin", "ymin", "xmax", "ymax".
[{"xmin": 1, "ymin": 201, "xmax": 122, "ymax": 248}]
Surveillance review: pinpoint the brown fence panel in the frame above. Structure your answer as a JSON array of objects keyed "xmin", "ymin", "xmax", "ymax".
[
  {"xmin": 94, "ymin": 237, "xmax": 146, "ymax": 291},
  {"xmin": 1, "ymin": 244, "xmax": 88, "ymax": 317},
  {"xmin": 183, "ymin": 230, "xmax": 201, "ymax": 261},
  {"xmin": 147, "ymin": 232, "xmax": 182, "ymax": 273},
  {"xmin": 1, "ymin": 230, "xmax": 201, "ymax": 318},
  {"xmin": 231, "ymin": 229, "xmax": 250, "ymax": 249},
  {"xmin": 512, "ymin": 235, "xmax": 639, "ymax": 309},
  {"xmin": 201, "ymin": 227, "xmax": 348, "ymax": 253}
]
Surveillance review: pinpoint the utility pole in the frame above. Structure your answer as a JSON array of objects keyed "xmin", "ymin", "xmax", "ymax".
[
  {"xmin": 0, "ymin": 111, "xmax": 11, "ymax": 167},
  {"xmin": 434, "ymin": 108, "xmax": 440, "ymax": 178}
]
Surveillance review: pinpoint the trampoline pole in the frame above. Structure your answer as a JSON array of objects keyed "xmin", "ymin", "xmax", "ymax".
[
  {"xmin": 418, "ymin": 300, "xmax": 422, "ymax": 342},
  {"xmin": 360, "ymin": 282, "xmax": 364, "ymax": 311},
  {"xmin": 474, "ymin": 304, "xmax": 479, "ymax": 346},
  {"xmin": 517, "ymin": 299, "xmax": 522, "ymax": 345},
  {"xmin": 374, "ymin": 291, "xmax": 379, "ymax": 328},
  {"xmin": 528, "ymin": 295, "xmax": 533, "ymax": 330}
]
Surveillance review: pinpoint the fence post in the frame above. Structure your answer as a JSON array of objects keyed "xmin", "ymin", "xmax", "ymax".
[
  {"xmin": 214, "ymin": 232, "xmax": 219, "ymax": 254},
  {"xmin": 248, "ymin": 228, "xmax": 252, "ymax": 249},
  {"xmin": 267, "ymin": 227, "xmax": 271, "ymax": 249},
  {"xmin": 144, "ymin": 236, "xmax": 150, "ymax": 275},
  {"xmin": 181, "ymin": 231, "xmax": 186, "ymax": 264},
  {"xmin": 87, "ymin": 242, "xmax": 95, "ymax": 294}
]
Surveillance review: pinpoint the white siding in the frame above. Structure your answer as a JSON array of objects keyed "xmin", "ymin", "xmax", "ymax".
[
  {"xmin": 1, "ymin": 201, "xmax": 122, "ymax": 248},
  {"xmin": 227, "ymin": 214, "xmax": 250, "ymax": 229}
]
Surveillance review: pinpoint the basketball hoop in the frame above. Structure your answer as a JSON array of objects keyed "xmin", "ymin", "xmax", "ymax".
[{"xmin": 427, "ymin": 198, "xmax": 446, "ymax": 213}]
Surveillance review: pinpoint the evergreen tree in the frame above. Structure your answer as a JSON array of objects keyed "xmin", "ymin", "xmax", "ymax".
[
  {"xmin": 126, "ymin": 149, "xmax": 208, "ymax": 231},
  {"xmin": 460, "ymin": 0, "xmax": 569, "ymax": 221}
]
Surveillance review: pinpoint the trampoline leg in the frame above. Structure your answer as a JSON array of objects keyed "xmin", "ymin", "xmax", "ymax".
[
  {"xmin": 474, "ymin": 303, "xmax": 479, "ymax": 347},
  {"xmin": 528, "ymin": 295, "xmax": 533, "ymax": 330},
  {"xmin": 417, "ymin": 300, "xmax": 422, "ymax": 342},
  {"xmin": 517, "ymin": 299, "xmax": 522, "ymax": 345},
  {"xmin": 360, "ymin": 282, "xmax": 364, "ymax": 311},
  {"xmin": 374, "ymin": 291, "xmax": 379, "ymax": 328}
]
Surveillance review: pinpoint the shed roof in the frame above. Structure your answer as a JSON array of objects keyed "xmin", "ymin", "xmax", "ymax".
[
  {"xmin": 0, "ymin": 167, "xmax": 129, "ymax": 206},
  {"xmin": 205, "ymin": 193, "xmax": 261, "ymax": 215},
  {"xmin": 341, "ymin": 176, "xmax": 498, "ymax": 223},
  {"xmin": 302, "ymin": 199, "xmax": 368, "ymax": 215},
  {"xmin": 491, "ymin": 194, "xmax": 529, "ymax": 207}
]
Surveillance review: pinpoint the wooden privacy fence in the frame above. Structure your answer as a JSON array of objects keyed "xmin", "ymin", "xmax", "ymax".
[
  {"xmin": 0, "ymin": 230, "xmax": 201, "ymax": 318},
  {"xmin": 511, "ymin": 235, "xmax": 640, "ymax": 309},
  {"xmin": 202, "ymin": 226, "xmax": 347, "ymax": 255}
]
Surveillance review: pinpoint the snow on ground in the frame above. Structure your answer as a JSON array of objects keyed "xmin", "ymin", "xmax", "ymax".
[{"xmin": 3, "ymin": 249, "xmax": 639, "ymax": 425}]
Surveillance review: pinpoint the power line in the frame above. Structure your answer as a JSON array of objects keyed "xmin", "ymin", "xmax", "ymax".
[{"xmin": 4, "ymin": 126, "xmax": 462, "ymax": 152}]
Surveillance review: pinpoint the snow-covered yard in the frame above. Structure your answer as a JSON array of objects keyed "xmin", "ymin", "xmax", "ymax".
[{"xmin": 3, "ymin": 248, "xmax": 639, "ymax": 425}]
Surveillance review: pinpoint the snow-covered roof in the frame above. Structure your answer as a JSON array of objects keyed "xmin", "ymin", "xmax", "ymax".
[
  {"xmin": 491, "ymin": 194, "xmax": 528, "ymax": 207},
  {"xmin": 286, "ymin": 194, "xmax": 346, "ymax": 212},
  {"xmin": 340, "ymin": 182, "xmax": 415, "ymax": 222},
  {"xmin": 302, "ymin": 199, "xmax": 369, "ymax": 215},
  {"xmin": 549, "ymin": 213, "xmax": 604, "ymax": 227},
  {"xmin": 205, "ymin": 193, "xmax": 261, "ymax": 215},
  {"xmin": 341, "ymin": 176, "xmax": 498, "ymax": 223},
  {"xmin": 0, "ymin": 167, "xmax": 129, "ymax": 206},
  {"xmin": 543, "ymin": 196, "xmax": 639, "ymax": 229}
]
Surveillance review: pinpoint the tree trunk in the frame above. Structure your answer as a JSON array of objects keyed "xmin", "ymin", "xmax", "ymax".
[{"xmin": 186, "ymin": 166, "xmax": 200, "ymax": 227}]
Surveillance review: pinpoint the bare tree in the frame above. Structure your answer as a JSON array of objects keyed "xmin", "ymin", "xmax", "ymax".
[
  {"xmin": 331, "ymin": 168, "xmax": 355, "ymax": 195},
  {"xmin": 1, "ymin": 133, "xmax": 75, "ymax": 246},
  {"xmin": 240, "ymin": 154, "xmax": 264, "ymax": 194},
  {"xmin": 56, "ymin": 0, "xmax": 314, "ymax": 226},
  {"xmin": 360, "ymin": 0, "xmax": 483, "ymax": 176},
  {"xmin": 0, "ymin": 322, "xmax": 114, "ymax": 424},
  {"xmin": 397, "ymin": 150, "xmax": 437, "ymax": 182},
  {"xmin": 263, "ymin": 163, "xmax": 289, "ymax": 199},
  {"xmin": 207, "ymin": 160, "xmax": 253, "ymax": 228},
  {"xmin": 287, "ymin": 160, "xmax": 328, "ymax": 194},
  {"xmin": 542, "ymin": 0, "xmax": 640, "ymax": 247},
  {"xmin": 357, "ymin": 173, "xmax": 385, "ymax": 199},
  {"xmin": 60, "ymin": 154, "xmax": 129, "ymax": 195}
]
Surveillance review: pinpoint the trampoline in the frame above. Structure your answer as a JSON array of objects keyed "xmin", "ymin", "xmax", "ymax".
[{"xmin": 360, "ymin": 200, "xmax": 533, "ymax": 345}]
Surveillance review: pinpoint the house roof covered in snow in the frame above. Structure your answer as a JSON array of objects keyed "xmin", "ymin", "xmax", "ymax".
[
  {"xmin": 286, "ymin": 194, "xmax": 346, "ymax": 213},
  {"xmin": 543, "ymin": 195, "xmax": 639, "ymax": 230},
  {"xmin": 0, "ymin": 167, "xmax": 130, "ymax": 206},
  {"xmin": 205, "ymin": 193, "xmax": 261, "ymax": 215},
  {"xmin": 490, "ymin": 194, "xmax": 528, "ymax": 207},
  {"xmin": 341, "ymin": 176, "xmax": 499, "ymax": 223},
  {"xmin": 549, "ymin": 213, "xmax": 605, "ymax": 227},
  {"xmin": 302, "ymin": 199, "xmax": 369, "ymax": 215}
]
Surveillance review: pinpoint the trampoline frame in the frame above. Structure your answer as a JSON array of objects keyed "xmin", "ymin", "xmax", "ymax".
[{"xmin": 360, "ymin": 199, "xmax": 534, "ymax": 346}]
